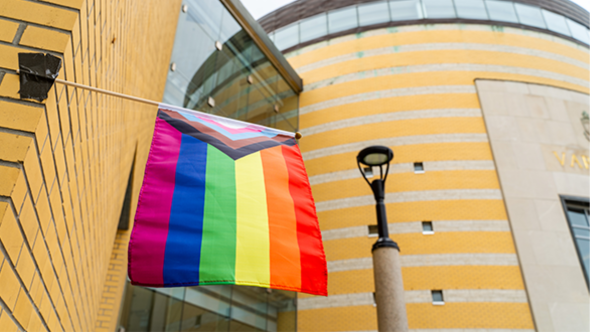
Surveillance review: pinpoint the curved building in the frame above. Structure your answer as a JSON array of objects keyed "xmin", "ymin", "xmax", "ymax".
[{"xmin": 259, "ymin": 0, "xmax": 589, "ymax": 331}]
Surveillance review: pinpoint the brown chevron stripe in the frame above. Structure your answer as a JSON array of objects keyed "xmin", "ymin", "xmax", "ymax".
[{"xmin": 160, "ymin": 109, "xmax": 293, "ymax": 150}]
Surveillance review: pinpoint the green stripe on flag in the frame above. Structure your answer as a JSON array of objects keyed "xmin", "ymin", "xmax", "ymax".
[{"xmin": 200, "ymin": 145, "xmax": 237, "ymax": 283}]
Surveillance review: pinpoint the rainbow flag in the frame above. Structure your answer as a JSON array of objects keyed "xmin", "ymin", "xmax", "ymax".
[{"xmin": 128, "ymin": 105, "xmax": 327, "ymax": 296}]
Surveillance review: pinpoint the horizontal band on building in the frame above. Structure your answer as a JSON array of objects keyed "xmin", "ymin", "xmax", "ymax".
[
  {"xmin": 301, "ymin": 109, "xmax": 483, "ymax": 137},
  {"xmin": 287, "ymin": 24, "xmax": 588, "ymax": 65},
  {"xmin": 295, "ymin": 42, "xmax": 589, "ymax": 74},
  {"xmin": 303, "ymin": 134, "xmax": 489, "ymax": 161},
  {"xmin": 327, "ymin": 254, "xmax": 519, "ymax": 272},
  {"xmin": 303, "ymin": 63, "xmax": 588, "ymax": 93},
  {"xmin": 321, "ymin": 220, "xmax": 511, "ymax": 241},
  {"xmin": 309, "ymin": 160, "xmax": 496, "ymax": 185},
  {"xmin": 315, "ymin": 189, "xmax": 503, "ymax": 212},
  {"xmin": 300, "ymin": 85, "xmax": 477, "ymax": 115},
  {"xmin": 298, "ymin": 289, "xmax": 528, "ymax": 310}
]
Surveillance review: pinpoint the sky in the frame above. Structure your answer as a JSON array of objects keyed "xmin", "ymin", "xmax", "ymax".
[{"xmin": 242, "ymin": 0, "xmax": 590, "ymax": 20}]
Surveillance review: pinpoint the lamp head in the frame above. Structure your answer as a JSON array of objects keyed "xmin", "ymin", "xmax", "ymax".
[{"xmin": 357, "ymin": 146, "xmax": 393, "ymax": 167}]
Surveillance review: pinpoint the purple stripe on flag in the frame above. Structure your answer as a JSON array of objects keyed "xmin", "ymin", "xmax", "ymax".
[{"xmin": 129, "ymin": 116, "xmax": 182, "ymax": 286}]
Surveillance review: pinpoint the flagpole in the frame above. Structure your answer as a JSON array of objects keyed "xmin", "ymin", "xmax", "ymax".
[{"xmin": 16, "ymin": 70, "xmax": 303, "ymax": 139}]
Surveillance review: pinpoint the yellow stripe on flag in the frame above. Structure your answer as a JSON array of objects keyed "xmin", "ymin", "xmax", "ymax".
[{"xmin": 235, "ymin": 152, "xmax": 271, "ymax": 286}]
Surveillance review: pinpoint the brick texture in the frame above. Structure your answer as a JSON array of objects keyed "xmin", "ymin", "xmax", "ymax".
[{"xmin": 0, "ymin": 0, "xmax": 181, "ymax": 330}]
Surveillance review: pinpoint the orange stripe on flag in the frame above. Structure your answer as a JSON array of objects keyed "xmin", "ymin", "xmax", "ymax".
[{"xmin": 260, "ymin": 146, "xmax": 302, "ymax": 291}]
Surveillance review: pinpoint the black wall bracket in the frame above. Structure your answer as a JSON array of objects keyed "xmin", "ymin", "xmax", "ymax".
[{"xmin": 18, "ymin": 52, "xmax": 62, "ymax": 102}]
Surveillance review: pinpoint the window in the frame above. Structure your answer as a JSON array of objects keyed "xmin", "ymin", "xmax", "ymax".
[
  {"xmin": 561, "ymin": 197, "xmax": 590, "ymax": 287},
  {"xmin": 359, "ymin": 1, "xmax": 390, "ymax": 26},
  {"xmin": 455, "ymin": 0, "xmax": 488, "ymax": 20},
  {"xmin": 414, "ymin": 162, "xmax": 424, "ymax": 174},
  {"xmin": 368, "ymin": 225, "xmax": 379, "ymax": 237},
  {"xmin": 567, "ymin": 19, "xmax": 590, "ymax": 44},
  {"xmin": 431, "ymin": 290, "xmax": 444, "ymax": 304},
  {"xmin": 514, "ymin": 3, "xmax": 546, "ymax": 29},
  {"xmin": 363, "ymin": 166, "xmax": 374, "ymax": 178},
  {"xmin": 274, "ymin": 23, "xmax": 299, "ymax": 50},
  {"xmin": 300, "ymin": 13, "xmax": 328, "ymax": 43},
  {"xmin": 422, "ymin": 221, "xmax": 434, "ymax": 234},
  {"xmin": 390, "ymin": 0, "xmax": 423, "ymax": 21},
  {"xmin": 542, "ymin": 9, "xmax": 571, "ymax": 36},
  {"xmin": 485, "ymin": 0, "xmax": 518, "ymax": 23},
  {"xmin": 328, "ymin": 6, "xmax": 359, "ymax": 34},
  {"xmin": 422, "ymin": 0, "xmax": 456, "ymax": 19}
]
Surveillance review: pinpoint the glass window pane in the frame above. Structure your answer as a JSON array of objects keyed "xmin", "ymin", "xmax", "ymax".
[
  {"xmin": 542, "ymin": 9, "xmax": 571, "ymax": 36},
  {"xmin": 515, "ymin": 3, "xmax": 546, "ymax": 29},
  {"xmin": 328, "ymin": 6, "xmax": 359, "ymax": 34},
  {"xmin": 186, "ymin": 0, "xmax": 224, "ymax": 40},
  {"xmin": 485, "ymin": 0, "xmax": 518, "ymax": 23},
  {"xmin": 455, "ymin": 0, "xmax": 488, "ymax": 20},
  {"xmin": 567, "ymin": 19, "xmax": 590, "ymax": 44},
  {"xmin": 390, "ymin": 0, "xmax": 423, "ymax": 21},
  {"xmin": 274, "ymin": 23, "xmax": 299, "ymax": 50},
  {"xmin": 300, "ymin": 13, "xmax": 328, "ymax": 43},
  {"xmin": 219, "ymin": 10, "xmax": 241, "ymax": 43},
  {"xmin": 422, "ymin": 0, "xmax": 456, "ymax": 19},
  {"xmin": 573, "ymin": 227, "xmax": 590, "ymax": 238},
  {"xmin": 569, "ymin": 209, "xmax": 589, "ymax": 227},
  {"xmin": 359, "ymin": 1, "xmax": 390, "ymax": 26}
]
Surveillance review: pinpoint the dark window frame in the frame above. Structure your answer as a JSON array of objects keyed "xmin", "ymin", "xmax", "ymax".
[{"xmin": 559, "ymin": 195, "xmax": 590, "ymax": 290}]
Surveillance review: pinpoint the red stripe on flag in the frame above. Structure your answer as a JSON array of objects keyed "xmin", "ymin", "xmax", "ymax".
[{"xmin": 282, "ymin": 145, "xmax": 327, "ymax": 296}]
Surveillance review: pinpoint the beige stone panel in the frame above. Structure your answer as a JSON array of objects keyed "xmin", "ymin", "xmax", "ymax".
[
  {"xmin": 544, "ymin": 97, "xmax": 569, "ymax": 122},
  {"xmin": 549, "ymin": 302, "xmax": 590, "ymax": 332},
  {"xmin": 547, "ymin": 121, "xmax": 579, "ymax": 146},
  {"xmin": 497, "ymin": 170, "xmax": 557, "ymax": 200},
  {"xmin": 489, "ymin": 141, "xmax": 519, "ymax": 171},
  {"xmin": 552, "ymin": 172, "xmax": 590, "ymax": 197},
  {"xmin": 525, "ymin": 95, "xmax": 550, "ymax": 119},
  {"xmin": 510, "ymin": 230, "xmax": 539, "ymax": 266},
  {"xmin": 478, "ymin": 91, "xmax": 509, "ymax": 115},
  {"xmin": 484, "ymin": 115, "xmax": 522, "ymax": 141},
  {"xmin": 523, "ymin": 265, "xmax": 588, "ymax": 305},
  {"xmin": 504, "ymin": 93, "xmax": 530, "ymax": 117},
  {"xmin": 527, "ymin": 230, "xmax": 581, "ymax": 267},
  {"xmin": 533, "ymin": 199, "xmax": 571, "ymax": 233},
  {"xmin": 504, "ymin": 198, "xmax": 541, "ymax": 231},
  {"xmin": 504, "ymin": 81, "xmax": 531, "ymax": 94},
  {"xmin": 508, "ymin": 141, "xmax": 547, "ymax": 171}
]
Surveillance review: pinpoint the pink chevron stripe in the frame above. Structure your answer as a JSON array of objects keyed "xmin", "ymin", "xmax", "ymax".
[{"xmin": 196, "ymin": 115, "xmax": 263, "ymax": 135}]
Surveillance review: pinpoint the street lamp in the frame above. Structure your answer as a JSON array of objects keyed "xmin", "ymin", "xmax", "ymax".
[{"xmin": 357, "ymin": 146, "xmax": 408, "ymax": 332}]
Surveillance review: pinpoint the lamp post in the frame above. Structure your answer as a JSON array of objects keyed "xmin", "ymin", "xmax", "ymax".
[{"xmin": 357, "ymin": 146, "xmax": 408, "ymax": 332}]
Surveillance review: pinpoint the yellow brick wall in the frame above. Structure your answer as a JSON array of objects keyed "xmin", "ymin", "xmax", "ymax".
[
  {"xmin": 291, "ymin": 24, "xmax": 589, "ymax": 331},
  {"xmin": 0, "ymin": 0, "xmax": 181, "ymax": 331}
]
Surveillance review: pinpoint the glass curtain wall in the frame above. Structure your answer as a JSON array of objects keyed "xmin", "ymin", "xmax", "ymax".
[
  {"xmin": 119, "ymin": 282, "xmax": 297, "ymax": 332},
  {"xmin": 268, "ymin": 0, "xmax": 590, "ymax": 49},
  {"xmin": 163, "ymin": 0, "xmax": 299, "ymax": 133}
]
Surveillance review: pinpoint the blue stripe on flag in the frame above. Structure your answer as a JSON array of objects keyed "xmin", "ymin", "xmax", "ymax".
[{"xmin": 164, "ymin": 134, "xmax": 208, "ymax": 285}]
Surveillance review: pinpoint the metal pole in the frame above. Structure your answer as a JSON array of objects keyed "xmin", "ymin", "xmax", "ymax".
[{"xmin": 370, "ymin": 179, "xmax": 409, "ymax": 332}]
